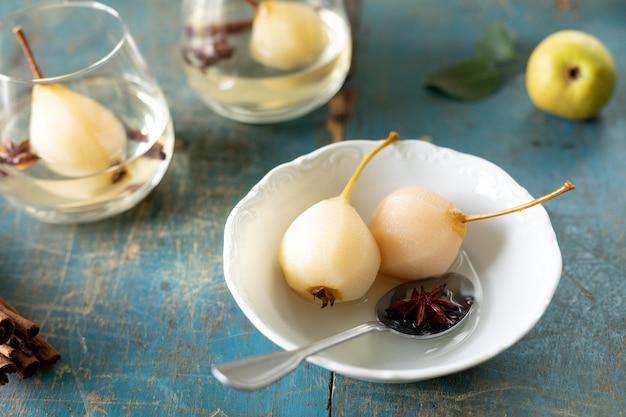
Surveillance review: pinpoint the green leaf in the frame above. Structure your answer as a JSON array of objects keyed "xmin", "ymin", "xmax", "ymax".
[
  {"xmin": 476, "ymin": 21, "xmax": 516, "ymax": 64},
  {"xmin": 424, "ymin": 58, "xmax": 500, "ymax": 101}
]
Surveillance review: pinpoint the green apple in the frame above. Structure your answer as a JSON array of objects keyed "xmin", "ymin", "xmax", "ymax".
[{"xmin": 526, "ymin": 30, "xmax": 616, "ymax": 120}]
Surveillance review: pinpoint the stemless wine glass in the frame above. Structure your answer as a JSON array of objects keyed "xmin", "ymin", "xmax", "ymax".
[
  {"xmin": 181, "ymin": 0, "xmax": 352, "ymax": 124},
  {"xmin": 0, "ymin": 1, "xmax": 174, "ymax": 224}
]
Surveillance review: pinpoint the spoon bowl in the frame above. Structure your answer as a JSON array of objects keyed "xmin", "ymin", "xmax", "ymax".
[
  {"xmin": 212, "ymin": 272, "xmax": 476, "ymax": 390},
  {"xmin": 378, "ymin": 272, "xmax": 475, "ymax": 338}
]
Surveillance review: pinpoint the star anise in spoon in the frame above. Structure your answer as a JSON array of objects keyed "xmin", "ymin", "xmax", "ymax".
[
  {"xmin": 0, "ymin": 139, "xmax": 39, "ymax": 175},
  {"xmin": 385, "ymin": 284, "xmax": 466, "ymax": 333}
]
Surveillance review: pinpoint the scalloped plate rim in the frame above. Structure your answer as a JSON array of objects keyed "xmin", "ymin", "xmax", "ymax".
[{"xmin": 222, "ymin": 139, "xmax": 562, "ymax": 383}]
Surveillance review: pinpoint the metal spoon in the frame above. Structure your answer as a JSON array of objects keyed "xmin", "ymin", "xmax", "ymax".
[{"xmin": 212, "ymin": 272, "xmax": 476, "ymax": 390}]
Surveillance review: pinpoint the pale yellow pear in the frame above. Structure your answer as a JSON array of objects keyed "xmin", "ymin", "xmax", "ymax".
[
  {"xmin": 30, "ymin": 83, "xmax": 127, "ymax": 178},
  {"xmin": 369, "ymin": 186, "xmax": 466, "ymax": 280},
  {"xmin": 278, "ymin": 133, "xmax": 398, "ymax": 307},
  {"xmin": 250, "ymin": 1, "xmax": 327, "ymax": 71},
  {"xmin": 370, "ymin": 182, "xmax": 575, "ymax": 280},
  {"xmin": 13, "ymin": 25, "xmax": 128, "ymax": 199},
  {"xmin": 279, "ymin": 196, "xmax": 381, "ymax": 306}
]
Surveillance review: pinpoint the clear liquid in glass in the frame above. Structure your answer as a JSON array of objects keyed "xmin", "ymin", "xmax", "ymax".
[
  {"xmin": 182, "ymin": 2, "xmax": 351, "ymax": 123},
  {"xmin": 0, "ymin": 77, "xmax": 174, "ymax": 224}
]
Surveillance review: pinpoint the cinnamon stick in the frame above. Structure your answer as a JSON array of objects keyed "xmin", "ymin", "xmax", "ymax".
[
  {"xmin": 186, "ymin": 19, "xmax": 253, "ymax": 37},
  {"xmin": 0, "ymin": 355, "xmax": 16, "ymax": 374},
  {"xmin": 0, "ymin": 310, "xmax": 15, "ymax": 345},
  {"xmin": 33, "ymin": 335, "xmax": 61, "ymax": 368},
  {"xmin": 8, "ymin": 334, "xmax": 33, "ymax": 356},
  {"xmin": 0, "ymin": 342, "xmax": 17, "ymax": 359},
  {"xmin": 0, "ymin": 296, "xmax": 61, "ymax": 382},
  {"xmin": 12, "ymin": 350, "xmax": 39, "ymax": 379},
  {"xmin": 0, "ymin": 297, "xmax": 39, "ymax": 338}
]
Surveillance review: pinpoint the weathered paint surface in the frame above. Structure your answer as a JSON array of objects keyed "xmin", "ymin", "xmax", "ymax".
[{"xmin": 0, "ymin": 0, "xmax": 624, "ymax": 416}]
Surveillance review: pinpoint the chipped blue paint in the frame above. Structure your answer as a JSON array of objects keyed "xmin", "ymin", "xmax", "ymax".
[{"xmin": 0, "ymin": 0, "xmax": 623, "ymax": 416}]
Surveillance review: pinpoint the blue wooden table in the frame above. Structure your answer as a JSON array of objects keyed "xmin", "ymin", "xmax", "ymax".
[{"xmin": 1, "ymin": 0, "xmax": 624, "ymax": 416}]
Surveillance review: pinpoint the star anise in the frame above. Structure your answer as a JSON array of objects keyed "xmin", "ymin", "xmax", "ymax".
[
  {"xmin": 124, "ymin": 125, "xmax": 166, "ymax": 161},
  {"xmin": 182, "ymin": 19, "xmax": 253, "ymax": 72},
  {"xmin": 385, "ymin": 284, "xmax": 465, "ymax": 333},
  {"xmin": 182, "ymin": 0, "xmax": 258, "ymax": 72},
  {"xmin": 0, "ymin": 139, "xmax": 39, "ymax": 175},
  {"xmin": 182, "ymin": 41, "xmax": 236, "ymax": 71}
]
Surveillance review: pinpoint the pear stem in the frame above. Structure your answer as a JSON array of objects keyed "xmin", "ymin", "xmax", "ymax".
[
  {"xmin": 462, "ymin": 180, "xmax": 575, "ymax": 223},
  {"xmin": 12, "ymin": 26, "xmax": 44, "ymax": 79},
  {"xmin": 340, "ymin": 132, "xmax": 399, "ymax": 203}
]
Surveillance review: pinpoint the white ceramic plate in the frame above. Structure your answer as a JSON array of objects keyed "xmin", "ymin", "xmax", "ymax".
[{"xmin": 223, "ymin": 139, "xmax": 562, "ymax": 383}]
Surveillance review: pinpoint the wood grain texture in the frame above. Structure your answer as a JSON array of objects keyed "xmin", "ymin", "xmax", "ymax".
[{"xmin": 0, "ymin": 0, "xmax": 624, "ymax": 416}]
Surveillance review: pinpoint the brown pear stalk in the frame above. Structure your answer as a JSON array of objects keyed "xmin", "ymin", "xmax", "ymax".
[
  {"xmin": 463, "ymin": 180, "xmax": 575, "ymax": 222},
  {"xmin": 13, "ymin": 27, "xmax": 44, "ymax": 79}
]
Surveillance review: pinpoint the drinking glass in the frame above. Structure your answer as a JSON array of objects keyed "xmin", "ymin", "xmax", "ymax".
[
  {"xmin": 0, "ymin": 1, "xmax": 175, "ymax": 224},
  {"xmin": 181, "ymin": 0, "xmax": 351, "ymax": 123}
]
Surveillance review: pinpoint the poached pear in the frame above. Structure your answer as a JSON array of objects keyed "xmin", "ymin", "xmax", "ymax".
[
  {"xmin": 30, "ymin": 83, "xmax": 127, "ymax": 178},
  {"xmin": 250, "ymin": 0, "xmax": 328, "ymax": 71},
  {"xmin": 13, "ymin": 26, "xmax": 127, "ymax": 197},
  {"xmin": 278, "ymin": 132, "xmax": 398, "ymax": 307},
  {"xmin": 370, "ymin": 181, "xmax": 574, "ymax": 280}
]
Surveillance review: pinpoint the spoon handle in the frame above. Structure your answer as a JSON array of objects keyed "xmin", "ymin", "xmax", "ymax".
[{"xmin": 211, "ymin": 321, "xmax": 387, "ymax": 390}]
